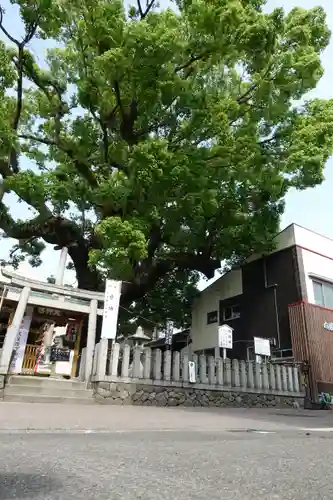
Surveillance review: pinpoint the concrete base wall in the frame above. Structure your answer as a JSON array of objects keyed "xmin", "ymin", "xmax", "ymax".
[{"xmin": 93, "ymin": 381, "xmax": 303, "ymax": 409}]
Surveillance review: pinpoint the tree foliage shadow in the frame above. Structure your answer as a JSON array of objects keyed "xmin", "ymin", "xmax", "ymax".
[{"xmin": 0, "ymin": 472, "xmax": 62, "ymax": 499}]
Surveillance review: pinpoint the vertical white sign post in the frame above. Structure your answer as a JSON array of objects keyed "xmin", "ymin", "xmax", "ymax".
[
  {"xmin": 188, "ymin": 361, "xmax": 196, "ymax": 383},
  {"xmin": 101, "ymin": 280, "xmax": 122, "ymax": 340},
  {"xmin": 218, "ymin": 324, "xmax": 233, "ymax": 360}
]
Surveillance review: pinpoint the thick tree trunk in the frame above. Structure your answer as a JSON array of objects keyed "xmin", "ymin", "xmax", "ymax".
[{"xmin": 68, "ymin": 245, "xmax": 102, "ymax": 292}]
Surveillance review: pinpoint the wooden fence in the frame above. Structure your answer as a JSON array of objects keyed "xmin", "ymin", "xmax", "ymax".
[
  {"xmin": 89, "ymin": 339, "xmax": 303, "ymax": 396},
  {"xmin": 289, "ymin": 301, "xmax": 333, "ymax": 397}
]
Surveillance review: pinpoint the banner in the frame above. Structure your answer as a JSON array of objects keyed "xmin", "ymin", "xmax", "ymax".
[
  {"xmin": 101, "ymin": 279, "xmax": 122, "ymax": 340},
  {"xmin": 9, "ymin": 307, "xmax": 33, "ymax": 373}
]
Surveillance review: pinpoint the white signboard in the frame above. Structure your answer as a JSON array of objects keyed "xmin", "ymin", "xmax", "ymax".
[
  {"xmin": 254, "ymin": 337, "xmax": 271, "ymax": 357},
  {"xmin": 9, "ymin": 307, "xmax": 33, "ymax": 373},
  {"xmin": 218, "ymin": 324, "xmax": 233, "ymax": 350},
  {"xmin": 101, "ymin": 279, "xmax": 122, "ymax": 340},
  {"xmin": 188, "ymin": 361, "xmax": 196, "ymax": 383}
]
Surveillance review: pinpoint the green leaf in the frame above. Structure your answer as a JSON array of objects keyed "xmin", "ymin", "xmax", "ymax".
[{"xmin": 0, "ymin": 0, "xmax": 332, "ymax": 328}]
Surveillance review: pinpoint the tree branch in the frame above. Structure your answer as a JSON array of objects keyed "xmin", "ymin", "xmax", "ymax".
[
  {"xmin": 137, "ymin": 0, "xmax": 155, "ymax": 19},
  {"xmin": 19, "ymin": 134, "xmax": 98, "ymax": 186},
  {"xmin": 122, "ymin": 251, "xmax": 220, "ymax": 304},
  {"xmin": 175, "ymin": 52, "xmax": 210, "ymax": 73},
  {"xmin": 19, "ymin": 133, "xmax": 128, "ymax": 178},
  {"xmin": 137, "ymin": 0, "xmax": 143, "ymax": 17},
  {"xmin": 1, "ymin": 10, "xmax": 39, "ymax": 175},
  {"xmin": 0, "ymin": 7, "xmax": 20, "ymax": 45},
  {"xmin": 236, "ymin": 64, "xmax": 273, "ymax": 105}
]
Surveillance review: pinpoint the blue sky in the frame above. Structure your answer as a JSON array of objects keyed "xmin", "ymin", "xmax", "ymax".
[{"xmin": 0, "ymin": 0, "xmax": 332, "ymax": 287}]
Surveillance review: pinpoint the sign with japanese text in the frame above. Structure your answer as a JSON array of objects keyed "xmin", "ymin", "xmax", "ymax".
[
  {"xmin": 9, "ymin": 307, "xmax": 33, "ymax": 373},
  {"xmin": 101, "ymin": 279, "xmax": 122, "ymax": 340},
  {"xmin": 218, "ymin": 324, "xmax": 233, "ymax": 350}
]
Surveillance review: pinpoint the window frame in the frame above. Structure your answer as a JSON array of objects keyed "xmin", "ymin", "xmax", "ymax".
[
  {"xmin": 222, "ymin": 304, "xmax": 240, "ymax": 321},
  {"xmin": 207, "ymin": 310, "xmax": 218, "ymax": 325},
  {"xmin": 312, "ymin": 279, "xmax": 333, "ymax": 309}
]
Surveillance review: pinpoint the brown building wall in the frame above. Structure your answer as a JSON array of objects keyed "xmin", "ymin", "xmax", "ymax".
[{"xmin": 289, "ymin": 301, "xmax": 333, "ymax": 396}]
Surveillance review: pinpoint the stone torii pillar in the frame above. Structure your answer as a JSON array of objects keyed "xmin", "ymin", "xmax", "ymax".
[{"xmin": 85, "ymin": 299, "xmax": 98, "ymax": 383}]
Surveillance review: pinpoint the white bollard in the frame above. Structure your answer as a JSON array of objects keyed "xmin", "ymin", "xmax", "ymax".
[
  {"xmin": 110, "ymin": 342, "xmax": 120, "ymax": 376},
  {"xmin": 293, "ymin": 365, "xmax": 300, "ymax": 393},
  {"xmin": 199, "ymin": 355, "xmax": 208, "ymax": 384},
  {"xmin": 275, "ymin": 364, "xmax": 282, "ymax": 392},
  {"xmin": 153, "ymin": 349, "xmax": 162, "ymax": 381},
  {"xmin": 172, "ymin": 352, "xmax": 181, "ymax": 382},
  {"xmin": 287, "ymin": 366, "xmax": 294, "ymax": 393},
  {"xmin": 231, "ymin": 359, "xmax": 240, "ymax": 387},
  {"xmin": 247, "ymin": 361, "xmax": 255, "ymax": 389},
  {"xmin": 216, "ymin": 359, "xmax": 224, "ymax": 386},
  {"xmin": 254, "ymin": 363, "xmax": 262, "ymax": 390},
  {"xmin": 132, "ymin": 346, "xmax": 142, "ymax": 378},
  {"xmin": 268, "ymin": 364, "xmax": 276, "ymax": 391},
  {"xmin": 121, "ymin": 344, "xmax": 130, "ymax": 378},
  {"xmin": 97, "ymin": 338, "xmax": 108, "ymax": 381},
  {"xmin": 224, "ymin": 359, "xmax": 232, "ymax": 387},
  {"xmin": 208, "ymin": 356, "xmax": 216, "ymax": 385},
  {"xmin": 143, "ymin": 347, "xmax": 152, "ymax": 379},
  {"xmin": 281, "ymin": 365, "xmax": 288, "ymax": 392},
  {"xmin": 182, "ymin": 352, "xmax": 189, "ymax": 383},
  {"xmin": 164, "ymin": 350, "xmax": 172, "ymax": 381},
  {"xmin": 240, "ymin": 360, "xmax": 247, "ymax": 389},
  {"xmin": 262, "ymin": 363, "xmax": 269, "ymax": 390}
]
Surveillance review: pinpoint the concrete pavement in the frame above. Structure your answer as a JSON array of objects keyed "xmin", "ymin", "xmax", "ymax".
[
  {"xmin": 1, "ymin": 403, "xmax": 333, "ymax": 499},
  {"xmin": 0, "ymin": 402, "xmax": 332, "ymax": 433}
]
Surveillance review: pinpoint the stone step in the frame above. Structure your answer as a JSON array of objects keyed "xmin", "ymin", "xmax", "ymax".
[
  {"xmin": 3, "ymin": 393, "xmax": 95, "ymax": 405},
  {"xmin": 4, "ymin": 384, "xmax": 93, "ymax": 399},
  {"xmin": 7, "ymin": 376, "xmax": 87, "ymax": 391}
]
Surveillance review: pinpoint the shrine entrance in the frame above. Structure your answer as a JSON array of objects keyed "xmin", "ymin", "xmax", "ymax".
[
  {"xmin": 20, "ymin": 306, "xmax": 84, "ymax": 377},
  {"xmin": 0, "ymin": 268, "xmax": 105, "ymax": 381}
]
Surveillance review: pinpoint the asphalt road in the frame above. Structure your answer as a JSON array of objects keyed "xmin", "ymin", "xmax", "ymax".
[{"xmin": 1, "ymin": 403, "xmax": 333, "ymax": 500}]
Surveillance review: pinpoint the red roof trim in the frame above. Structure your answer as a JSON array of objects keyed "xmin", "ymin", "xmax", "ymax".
[{"xmin": 288, "ymin": 300, "xmax": 333, "ymax": 313}]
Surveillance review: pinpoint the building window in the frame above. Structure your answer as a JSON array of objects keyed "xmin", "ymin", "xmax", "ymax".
[
  {"xmin": 313, "ymin": 280, "xmax": 333, "ymax": 309},
  {"xmin": 207, "ymin": 311, "xmax": 218, "ymax": 324},
  {"xmin": 222, "ymin": 305, "xmax": 240, "ymax": 321}
]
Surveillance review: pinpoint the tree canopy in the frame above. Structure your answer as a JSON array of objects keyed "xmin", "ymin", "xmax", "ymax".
[{"xmin": 0, "ymin": 0, "xmax": 333, "ymax": 330}]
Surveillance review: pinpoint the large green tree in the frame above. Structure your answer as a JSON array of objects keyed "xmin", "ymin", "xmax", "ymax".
[{"xmin": 0, "ymin": 0, "xmax": 333, "ymax": 328}]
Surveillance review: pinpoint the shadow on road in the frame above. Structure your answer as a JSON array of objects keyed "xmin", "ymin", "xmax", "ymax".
[
  {"xmin": 0, "ymin": 473, "xmax": 62, "ymax": 499},
  {"xmin": 172, "ymin": 406, "xmax": 333, "ymax": 428}
]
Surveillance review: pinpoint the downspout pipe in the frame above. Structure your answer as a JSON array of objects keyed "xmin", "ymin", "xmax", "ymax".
[{"xmin": 263, "ymin": 259, "xmax": 281, "ymax": 349}]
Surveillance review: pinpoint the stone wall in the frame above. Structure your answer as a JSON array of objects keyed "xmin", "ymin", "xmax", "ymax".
[{"xmin": 93, "ymin": 381, "xmax": 303, "ymax": 409}]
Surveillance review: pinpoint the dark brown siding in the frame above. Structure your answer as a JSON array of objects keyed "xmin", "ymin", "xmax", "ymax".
[
  {"xmin": 218, "ymin": 246, "xmax": 302, "ymax": 358},
  {"xmin": 242, "ymin": 247, "xmax": 302, "ymax": 349},
  {"xmin": 219, "ymin": 294, "xmax": 244, "ymax": 358},
  {"xmin": 289, "ymin": 302, "xmax": 333, "ymax": 396}
]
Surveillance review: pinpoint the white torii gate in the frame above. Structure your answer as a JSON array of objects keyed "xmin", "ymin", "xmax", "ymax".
[{"xmin": 0, "ymin": 267, "xmax": 105, "ymax": 383}]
